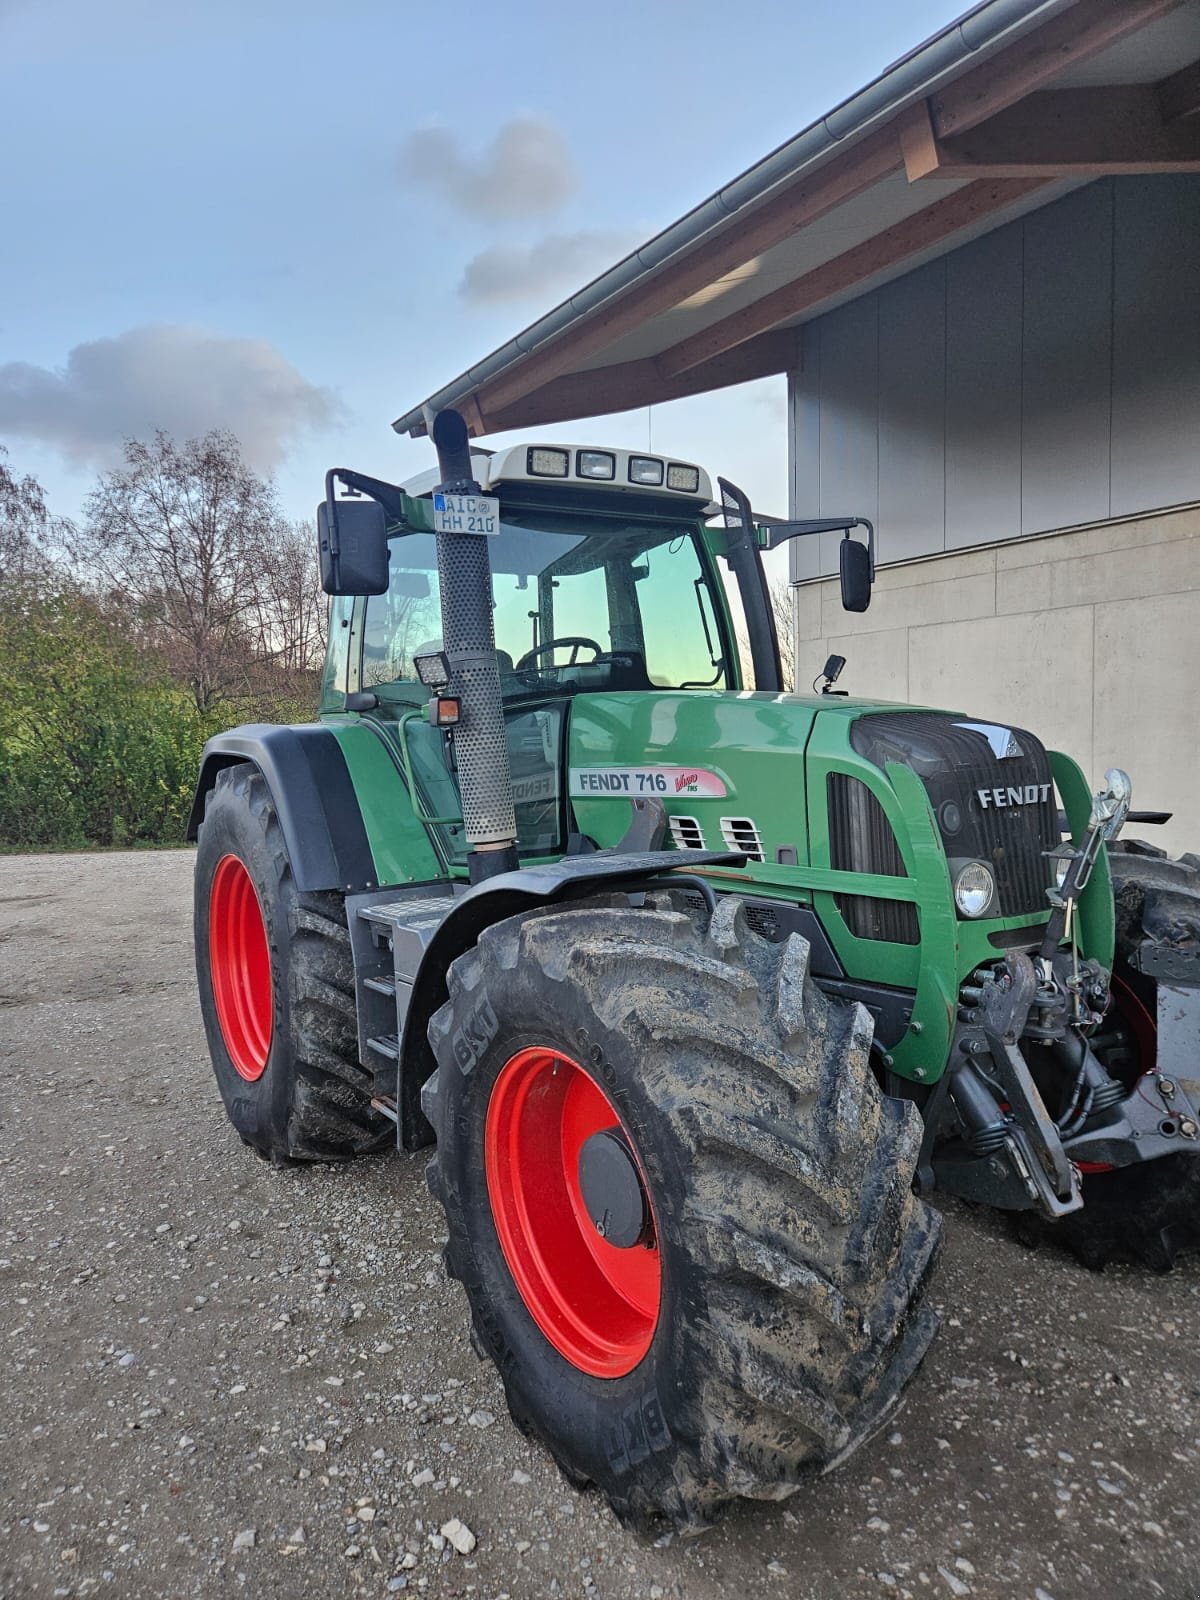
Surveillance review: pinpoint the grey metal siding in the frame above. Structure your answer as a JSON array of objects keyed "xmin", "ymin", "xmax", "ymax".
[
  {"xmin": 945, "ymin": 221, "xmax": 1023, "ymax": 549},
  {"xmin": 1020, "ymin": 183, "xmax": 1113, "ymax": 536},
  {"xmin": 878, "ymin": 260, "xmax": 947, "ymax": 562},
  {"xmin": 789, "ymin": 175, "xmax": 1200, "ymax": 580},
  {"xmin": 1111, "ymin": 178, "xmax": 1200, "ymax": 515}
]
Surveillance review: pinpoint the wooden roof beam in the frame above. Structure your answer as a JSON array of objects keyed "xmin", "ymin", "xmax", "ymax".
[
  {"xmin": 902, "ymin": 86, "xmax": 1200, "ymax": 180},
  {"xmin": 656, "ymin": 177, "xmax": 1049, "ymax": 380},
  {"xmin": 484, "ymin": 328, "xmax": 802, "ymax": 434},
  {"xmin": 929, "ymin": 0, "xmax": 1187, "ymax": 139},
  {"xmin": 1159, "ymin": 57, "xmax": 1200, "ymax": 122}
]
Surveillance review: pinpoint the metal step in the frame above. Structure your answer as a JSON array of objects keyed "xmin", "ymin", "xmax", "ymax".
[
  {"xmin": 357, "ymin": 893, "xmax": 459, "ymax": 982},
  {"xmin": 345, "ymin": 886, "xmax": 464, "ymax": 1150}
]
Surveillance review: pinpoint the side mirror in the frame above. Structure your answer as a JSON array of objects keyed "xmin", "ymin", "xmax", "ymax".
[
  {"xmin": 318, "ymin": 496, "xmax": 389, "ymax": 596},
  {"xmin": 840, "ymin": 536, "xmax": 872, "ymax": 613}
]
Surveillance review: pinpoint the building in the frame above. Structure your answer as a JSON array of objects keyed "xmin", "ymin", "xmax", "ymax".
[{"xmin": 393, "ymin": 0, "xmax": 1200, "ymax": 851}]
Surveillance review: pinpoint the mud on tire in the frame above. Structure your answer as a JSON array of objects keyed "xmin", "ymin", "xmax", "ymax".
[
  {"xmin": 194, "ymin": 761, "xmax": 391, "ymax": 1161},
  {"xmin": 422, "ymin": 894, "xmax": 941, "ymax": 1531}
]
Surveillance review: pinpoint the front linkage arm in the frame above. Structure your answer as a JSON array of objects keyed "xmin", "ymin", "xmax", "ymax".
[{"xmin": 942, "ymin": 953, "xmax": 1084, "ymax": 1219}]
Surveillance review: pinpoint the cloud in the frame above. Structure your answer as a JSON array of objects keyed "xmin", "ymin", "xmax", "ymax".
[
  {"xmin": 0, "ymin": 325, "xmax": 337, "ymax": 472},
  {"xmin": 460, "ymin": 230, "xmax": 641, "ymax": 305},
  {"xmin": 398, "ymin": 116, "xmax": 576, "ymax": 221}
]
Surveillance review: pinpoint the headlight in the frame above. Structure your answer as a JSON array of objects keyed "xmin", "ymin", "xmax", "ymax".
[
  {"xmin": 628, "ymin": 455, "xmax": 664, "ymax": 486},
  {"xmin": 527, "ymin": 446, "xmax": 569, "ymax": 478},
  {"xmin": 954, "ymin": 861, "xmax": 995, "ymax": 918},
  {"xmin": 666, "ymin": 462, "xmax": 700, "ymax": 493},
  {"xmin": 577, "ymin": 449, "xmax": 615, "ymax": 480}
]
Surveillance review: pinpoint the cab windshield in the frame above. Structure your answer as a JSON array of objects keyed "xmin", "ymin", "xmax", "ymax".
[{"xmin": 363, "ymin": 508, "xmax": 729, "ymax": 699}]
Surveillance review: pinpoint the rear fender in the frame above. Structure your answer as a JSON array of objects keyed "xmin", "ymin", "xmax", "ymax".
[{"xmin": 188, "ymin": 723, "xmax": 379, "ymax": 893}]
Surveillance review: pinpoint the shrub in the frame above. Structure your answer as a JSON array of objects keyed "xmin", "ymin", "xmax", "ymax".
[{"xmin": 0, "ymin": 579, "xmax": 226, "ymax": 849}]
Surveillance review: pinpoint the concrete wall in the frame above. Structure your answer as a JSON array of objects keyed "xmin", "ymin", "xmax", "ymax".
[
  {"xmin": 789, "ymin": 175, "xmax": 1200, "ymax": 581},
  {"xmin": 793, "ymin": 504, "xmax": 1200, "ymax": 856}
]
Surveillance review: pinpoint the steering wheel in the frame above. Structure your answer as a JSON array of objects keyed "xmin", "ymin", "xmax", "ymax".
[{"xmin": 515, "ymin": 636, "xmax": 604, "ymax": 672}]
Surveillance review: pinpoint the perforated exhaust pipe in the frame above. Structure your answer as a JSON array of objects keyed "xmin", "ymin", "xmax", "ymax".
[{"xmin": 431, "ymin": 410, "xmax": 519, "ymax": 883}]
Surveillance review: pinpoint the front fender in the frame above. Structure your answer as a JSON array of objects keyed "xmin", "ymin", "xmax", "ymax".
[{"xmin": 392, "ymin": 849, "xmax": 744, "ymax": 1147}]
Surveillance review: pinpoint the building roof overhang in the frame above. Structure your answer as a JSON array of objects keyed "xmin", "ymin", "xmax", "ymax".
[{"xmin": 393, "ymin": 0, "xmax": 1200, "ymax": 441}]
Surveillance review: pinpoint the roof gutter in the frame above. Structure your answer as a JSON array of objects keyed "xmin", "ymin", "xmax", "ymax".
[{"xmin": 392, "ymin": 0, "xmax": 1072, "ymax": 438}]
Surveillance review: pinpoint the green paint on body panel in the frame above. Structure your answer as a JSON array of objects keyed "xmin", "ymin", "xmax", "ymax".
[{"xmin": 322, "ymin": 716, "xmax": 444, "ymax": 887}]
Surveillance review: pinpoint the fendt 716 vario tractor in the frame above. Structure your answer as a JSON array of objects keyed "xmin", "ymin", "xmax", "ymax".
[{"xmin": 191, "ymin": 410, "xmax": 1200, "ymax": 1531}]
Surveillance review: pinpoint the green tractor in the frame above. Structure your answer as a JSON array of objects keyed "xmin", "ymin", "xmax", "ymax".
[{"xmin": 190, "ymin": 410, "xmax": 1200, "ymax": 1530}]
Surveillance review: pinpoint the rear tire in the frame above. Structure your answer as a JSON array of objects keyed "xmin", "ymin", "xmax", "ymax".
[
  {"xmin": 194, "ymin": 762, "xmax": 391, "ymax": 1161},
  {"xmin": 422, "ymin": 895, "xmax": 940, "ymax": 1531}
]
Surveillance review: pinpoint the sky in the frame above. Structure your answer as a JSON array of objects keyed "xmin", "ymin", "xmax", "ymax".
[{"xmin": 0, "ymin": 0, "xmax": 966, "ymax": 531}]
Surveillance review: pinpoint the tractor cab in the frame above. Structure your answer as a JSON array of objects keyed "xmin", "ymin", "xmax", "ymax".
[
  {"xmin": 320, "ymin": 444, "xmax": 739, "ymax": 868},
  {"xmin": 317, "ymin": 439, "xmax": 876, "ymax": 871},
  {"xmin": 361, "ymin": 448, "xmax": 733, "ymax": 701}
]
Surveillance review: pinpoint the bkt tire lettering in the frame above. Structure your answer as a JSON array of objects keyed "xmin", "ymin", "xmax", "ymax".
[
  {"xmin": 452, "ymin": 992, "xmax": 498, "ymax": 1074},
  {"xmin": 603, "ymin": 1388, "xmax": 672, "ymax": 1476},
  {"xmin": 977, "ymin": 783, "xmax": 1052, "ymax": 811}
]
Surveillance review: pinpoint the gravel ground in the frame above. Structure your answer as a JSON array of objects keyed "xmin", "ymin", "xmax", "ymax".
[{"xmin": 1, "ymin": 849, "xmax": 1198, "ymax": 1600}]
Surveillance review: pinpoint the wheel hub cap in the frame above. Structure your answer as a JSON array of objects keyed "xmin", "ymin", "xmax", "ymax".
[{"xmin": 578, "ymin": 1128, "xmax": 651, "ymax": 1248}]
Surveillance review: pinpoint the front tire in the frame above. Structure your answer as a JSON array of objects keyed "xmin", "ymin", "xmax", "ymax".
[
  {"xmin": 422, "ymin": 895, "xmax": 940, "ymax": 1530},
  {"xmin": 194, "ymin": 762, "xmax": 390, "ymax": 1161}
]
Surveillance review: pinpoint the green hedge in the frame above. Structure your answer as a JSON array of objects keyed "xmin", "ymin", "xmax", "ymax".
[{"xmin": 0, "ymin": 582, "xmax": 312, "ymax": 850}]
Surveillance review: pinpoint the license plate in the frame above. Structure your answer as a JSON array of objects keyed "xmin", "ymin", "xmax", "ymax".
[{"xmin": 432, "ymin": 491, "xmax": 500, "ymax": 536}]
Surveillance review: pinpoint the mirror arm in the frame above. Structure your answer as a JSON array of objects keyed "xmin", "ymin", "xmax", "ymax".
[
  {"xmin": 855, "ymin": 516, "xmax": 876, "ymax": 579},
  {"xmin": 761, "ymin": 515, "xmax": 874, "ymax": 574},
  {"xmin": 326, "ymin": 467, "xmax": 410, "ymax": 526},
  {"xmin": 322, "ymin": 470, "xmax": 343, "ymax": 591}
]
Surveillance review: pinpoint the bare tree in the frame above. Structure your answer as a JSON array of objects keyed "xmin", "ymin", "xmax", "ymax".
[
  {"xmin": 733, "ymin": 577, "xmax": 797, "ymax": 691},
  {"xmin": 770, "ymin": 578, "xmax": 796, "ymax": 692},
  {"xmin": 0, "ymin": 445, "xmax": 65, "ymax": 586},
  {"xmin": 76, "ymin": 431, "xmax": 281, "ymax": 714},
  {"xmin": 243, "ymin": 518, "xmax": 328, "ymax": 675}
]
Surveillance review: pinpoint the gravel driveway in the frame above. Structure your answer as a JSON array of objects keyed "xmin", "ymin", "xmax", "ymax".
[{"xmin": 1, "ymin": 849, "xmax": 1198, "ymax": 1600}]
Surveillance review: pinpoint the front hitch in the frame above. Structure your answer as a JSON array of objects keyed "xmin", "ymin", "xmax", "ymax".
[{"xmin": 926, "ymin": 952, "xmax": 1083, "ymax": 1218}]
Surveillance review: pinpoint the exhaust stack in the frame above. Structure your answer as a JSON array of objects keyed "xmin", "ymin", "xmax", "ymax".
[{"xmin": 431, "ymin": 410, "xmax": 519, "ymax": 883}]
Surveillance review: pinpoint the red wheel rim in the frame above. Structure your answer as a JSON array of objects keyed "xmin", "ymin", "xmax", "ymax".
[
  {"xmin": 484, "ymin": 1047, "xmax": 661, "ymax": 1379},
  {"xmin": 209, "ymin": 854, "xmax": 273, "ymax": 1082}
]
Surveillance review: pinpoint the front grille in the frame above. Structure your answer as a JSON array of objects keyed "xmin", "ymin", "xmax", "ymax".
[
  {"xmin": 851, "ymin": 712, "xmax": 1058, "ymax": 918},
  {"xmin": 827, "ymin": 773, "xmax": 920, "ymax": 944}
]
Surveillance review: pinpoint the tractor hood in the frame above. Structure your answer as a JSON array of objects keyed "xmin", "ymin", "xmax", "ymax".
[{"xmin": 567, "ymin": 689, "xmax": 938, "ymax": 866}]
